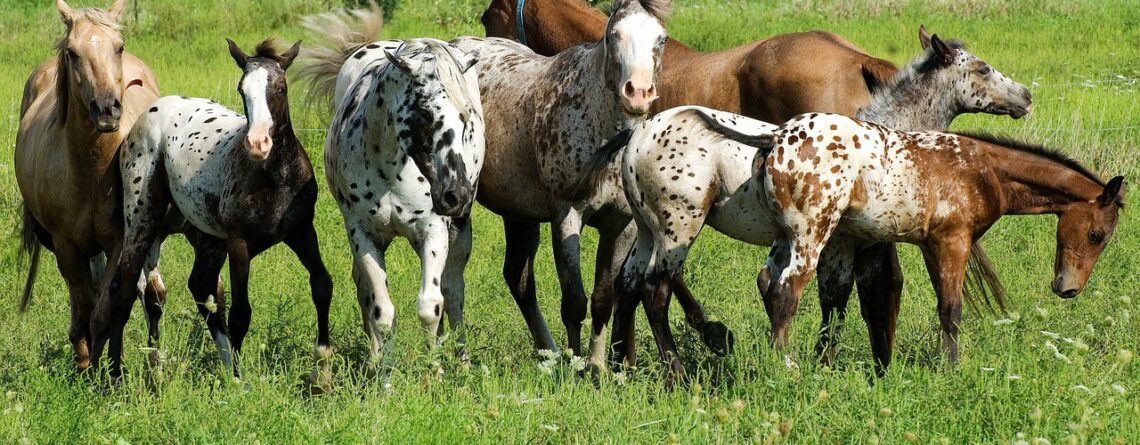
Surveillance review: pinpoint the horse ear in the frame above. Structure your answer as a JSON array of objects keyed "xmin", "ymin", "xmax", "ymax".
[
  {"xmin": 445, "ymin": 44, "xmax": 478, "ymax": 74},
  {"xmin": 279, "ymin": 40, "xmax": 302, "ymax": 71},
  {"xmin": 56, "ymin": 0, "xmax": 75, "ymax": 24},
  {"xmin": 107, "ymin": 0, "xmax": 128, "ymax": 21},
  {"xmin": 227, "ymin": 38, "xmax": 248, "ymax": 69},
  {"xmin": 1098, "ymin": 176, "xmax": 1126, "ymax": 207},
  {"xmin": 383, "ymin": 49, "xmax": 420, "ymax": 73},
  {"xmin": 930, "ymin": 34, "xmax": 957, "ymax": 65},
  {"xmin": 918, "ymin": 24, "xmax": 932, "ymax": 50}
]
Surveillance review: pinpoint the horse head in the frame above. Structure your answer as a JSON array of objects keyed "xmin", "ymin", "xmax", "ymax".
[
  {"xmin": 386, "ymin": 40, "xmax": 482, "ymax": 217},
  {"xmin": 917, "ymin": 25, "xmax": 1033, "ymax": 119},
  {"xmin": 1052, "ymin": 176, "xmax": 1126, "ymax": 298},
  {"xmin": 56, "ymin": 0, "xmax": 131, "ymax": 132},
  {"xmin": 602, "ymin": 0, "xmax": 670, "ymax": 116},
  {"xmin": 227, "ymin": 38, "xmax": 301, "ymax": 162}
]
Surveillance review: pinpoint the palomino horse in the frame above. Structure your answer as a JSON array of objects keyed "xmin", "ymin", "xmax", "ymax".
[
  {"xmin": 90, "ymin": 40, "xmax": 334, "ymax": 386},
  {"xmin": 15, "ymin": 0, "xmax": 163, "ymax": 371},
  {"xmin": 755, "ymin": 113, "xmax": 1124, "ymax": 365},
  {"xmin": 298, "ymin": 13, "xmax": 485, "ymax": 364},
  {"xmin": 449, "ymin": 0, "xmax": 669, "ymax": 368},
  {"xmin": 560, "ymin": 28, "xmax": 1032, "ymax": 380}
]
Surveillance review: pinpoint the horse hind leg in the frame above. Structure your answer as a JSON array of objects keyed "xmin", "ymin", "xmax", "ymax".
[
  {"xmin": 440, "ymin": 216, "xmax": 474, "ymax": 361},
  {"xmin": 413, "ymin": 221, "xmax": 452, "ymax": 347},
  {"xmin": 609, "ymin": 225, "xmax": 653, "ymax": 370},
  {"xmin": 140, "ymin": 239, "xmax": 168, "ymax": 365},
  {"xmin": 813, "ymin": 237, "xmax": 857, "ymax": 368},
  {"xmin": 501, "ymin": 217, "xmax": 558, "ymax": 353},
  {"xmin": 854, "ymin": 242, "xmax": 904, "ymax": 377},
  {"xmin": 348, "ymin": 225, "xmax": 395, "ymax": 366}
]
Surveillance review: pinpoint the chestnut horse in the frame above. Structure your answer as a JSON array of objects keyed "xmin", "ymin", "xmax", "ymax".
[
  {"xmin": 755, "ymin": 114, "xmax": 1124, "ymax": 365},
  {"xmin": 15, "ymin": 0, "xmax": 163, "ymax": 371}
]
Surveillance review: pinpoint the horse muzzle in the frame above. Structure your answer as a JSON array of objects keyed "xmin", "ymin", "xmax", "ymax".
[
  {"xmin": 431, "ymin": 182, "xmax": 474, "ymax": 217},
  {"xmin": 90, "ymin": 97, "xmax": 123, "ymax": 133},
  {"xmin": 1051, "ymin": 275, "xmax": 1081, "ymax": 299}
]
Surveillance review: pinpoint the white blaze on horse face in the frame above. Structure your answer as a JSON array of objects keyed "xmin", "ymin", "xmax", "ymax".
[
  {"xmin": 611, "ymin": 13, "xmax": 665, "ymax": 115},
  {"xmin": 240, "ymin": 68, "xmax": 274, "ymax": 161}
]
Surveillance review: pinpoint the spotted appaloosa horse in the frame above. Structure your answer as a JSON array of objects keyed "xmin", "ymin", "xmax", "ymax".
[
  {"xmin": 15, "ymin": 0, "xmax": 165, "ymax": 372},
  {"xmin": 561, "ymin": 27, "xmax": 1033, "ymax": 381},
  {"xmin": 91, "ymin": 40, "xmax": 334, "ymax": 386},
  {"xmin": 298, "ymin": 12, "xmax": 485, "ymax": 364},
  {"xmin": 450, "ymin": 0, "xmax": 670, "ymax": 368},
  {"xmin": 757, "ymin": 113, "xmax": 1124, "ymax": 365}
]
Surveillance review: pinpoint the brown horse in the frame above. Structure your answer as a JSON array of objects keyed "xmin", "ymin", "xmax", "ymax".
[
  {"xmin": 755, "ymin": 113, "xmax": 1125, "ymax": 365},
  {"xmin": 481, "ymin": 0, "xmax": 899, "ymax": 121},
  {"xmin": 15, "ymin": 0, "xmax": 163, "ymax": 371}
]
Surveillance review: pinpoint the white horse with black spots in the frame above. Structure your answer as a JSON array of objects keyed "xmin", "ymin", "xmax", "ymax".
[
  {"xmin": 91, "ymin": 39, "xmax": 334, "ymax": 389},
  {"xmin": 561, "ymin": 27, "xmax": 1033, "ymax": 383},
  {"xmin": 298, "ymin": 18, "xmax": 485, "ymax": 365}
]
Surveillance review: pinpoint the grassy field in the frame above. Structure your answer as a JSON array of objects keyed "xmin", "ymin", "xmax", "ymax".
[{"xmin": 2, "ymin": 0, "xmax": 1139, "ymax": 443}]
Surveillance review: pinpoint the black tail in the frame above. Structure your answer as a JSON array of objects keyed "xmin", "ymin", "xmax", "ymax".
[
  {"xmin": 690, "ymin": 108, "xmax": 776, "ymax": 156},
  {"xmin": 962, "ymin": 242, "xmax": 1009, "ymax": 315},
  {"xmin": 558, "ymin": 129, "xmax": 634, "ymax": 202},
  {"xmin": 19, "ymin": 205, "xmax": 42, "ymax": 313}
]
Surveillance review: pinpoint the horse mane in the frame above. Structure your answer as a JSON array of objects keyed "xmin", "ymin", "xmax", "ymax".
[
  {"xmin": 415, "ymin": 39, "xmax": 479, "ymax": 121},
  {"xmin": 859, "ymin": 38, "xmax": 966, "ymax": 123},
  {"xmin": 957, "ymin": 131, "xmax": 1110, "ymax": 188},
  {"xmin": 52, "ymin": 7, "xmax": 124, "ymax": 124},
  {"xmin": 252, "ymin": 39, "xmax": 291, "ymax": 62},
  {"xmin": 603, "ymin": 0, "xmax": 672, "ymax": 21}
]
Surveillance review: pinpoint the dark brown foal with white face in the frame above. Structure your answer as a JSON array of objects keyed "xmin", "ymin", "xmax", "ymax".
[{"xmin": 91, "ymin": 40, "xmax": 333, "ymax": 386}]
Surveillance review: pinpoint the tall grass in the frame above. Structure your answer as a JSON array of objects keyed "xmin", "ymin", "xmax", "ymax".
[{"xmin": 1, "ymin": 0, "xmax": 1137, "ymax": 443}]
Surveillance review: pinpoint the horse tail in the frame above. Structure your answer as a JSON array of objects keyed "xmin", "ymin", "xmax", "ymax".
[
  {"xmin": 558, "ymin": 129, "xmax": 634, "ymax": 202},
  {"xmin": 961, "ymin": 242, "xmax": 1009, "ymax": 315},
  {"xmin": 18, "ymin": 205, "xmax": 42, "ymax": 313},
  {"xmin": 690, "ymin": 109, "xmax": 776, "ymax": 155},
  {"xmin": 860, "ymin": 56, "xmax": 898, "ymax": 94},
  {"xmin": 296, "ymin": 1, "xmax": 385, "ymax": 110}
]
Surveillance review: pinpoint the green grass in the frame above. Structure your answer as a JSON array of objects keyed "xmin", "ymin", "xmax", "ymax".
[{"xmin": 2, "ymin": 0, "xmax": 1139, "ymax": 443}]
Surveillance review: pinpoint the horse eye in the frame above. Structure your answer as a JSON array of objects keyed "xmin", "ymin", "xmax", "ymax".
[
  {"xmin": 116, "ymin": 45, "xmax": 124, "ymax": 54},
  {"xmin": 977, "ymin": 65, "xmax": 991, "ymax": 75},
  {"xmin": 1089, "ymin": 231, "xmax": 1105, "ymax": 244}
]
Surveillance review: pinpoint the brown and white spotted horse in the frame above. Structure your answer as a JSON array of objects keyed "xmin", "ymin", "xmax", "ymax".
[
  {"xmin": 562, "ymin": 28, "xmax": 1032, "ymax": 381},
  {"xmin": 450, "ymin": 0, "xmax": 671, "ymax": 369},
  {"xmin": 90, "ymin": 40, "xmax": 333, "ymax": 386},
  {"xmin": 298, "ymin": 16, "xmax": 485, "ymax": 367},
  {"xmin": 757, "ymin": 113, "xmax": 1124, "ymax": 367}
]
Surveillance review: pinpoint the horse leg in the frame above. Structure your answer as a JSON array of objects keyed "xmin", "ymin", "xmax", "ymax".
[
  {"xmin": 758, "ymin": 233, "xmax": 828, "ymax": 368},
  {"xmin": 641, "ymin": 272, "xmax": 685, "ymax": 388},
  {"xmin": 185, "ymin": 231, "xmax": 232, "ymax": 371},
  {"xmin": 501, "ymin": 217, "xmax": 558, "ymax": 352},
  {"xmin": 584, "ymin": 221, "xmax": 634, "ymax": 370},
  {"xmin": 814, "ymin": 238, "xmax": 856, "ymax": 368},
  {"xmin": 441, "ymin": 216, "xmax": 473, "ymax": 360},
  {"xmin": 854, "ymin": 242, "xmax": 904, "ymax": 376},
  {"xmin": 920, "ymin": 233, "xmax": 971, "ymax": 366},
  {"xmin": 413, "ymin": 220, "xmax": 453, "ymax": 348},
  {"xmin": 610, "ymin": 221, "xmax": 654, "ymax": 370},
  {"xmin": 284, "ymin": 221, "xmax": 335, "ymax": 391},
  {"xmin": 674, "ymin": 276, "xmax": 733, "ymax": 356},
  {"xmin": 552, "ymin": 206, "xmax": 588, "ymax": 356},
  {"xmin": 225, "ymin": 237, "xmax": 254, "ymax": 378},
  {"xmin": 140, "ymin": 239, "xmax": 168, "ymax": 365},
  {"xmin": 348, "ymin": 224, "xmax": 395, "ymax": 365},
  {"xmin": 54, "ymin": 244, "xmax": 97, "ymax": 372}
]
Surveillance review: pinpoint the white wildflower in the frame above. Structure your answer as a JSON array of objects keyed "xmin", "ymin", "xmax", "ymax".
[
  {"xmin": 204, "ymin": 295, "xmax": 218, "ymax": 313},
  {"xmin": 537, "ymin": 349, "xmax": 560, "ymax": 361},
  {"xmin": 1040, "ymin": 331, "xmax": 1060, "ymax": 339},
  {"xmin": 1111, "ymin": 384, "xmax": 1126, "ymax": 395},
  {"xmin": 613, "ymin": 372, "xmax": 627, "ymax": 386},
  {"xmin": 568, "ymin": 355, "xmax": 586, "ymax": 372},
  {"xmin": 1008, "ymin": 374, "xmax": 1021, "ymax": 381},
  {"xmin": 537, "ymin": 361, "xmax": 554, "ymax": 376},
  {"xmin": 980, "ymin": 367, "xmax": 996, "ymax": 372},
  {"xmin": 1069, "ymin": 385, "xmax": 1091, "ymax": 394},
  {"xmin": 994, "ymin": 318, "xmax": 1014, "ymax": 326},
  {"xmin": 539, "ymin": 423, "xmax": 559, "ymax": 432}
]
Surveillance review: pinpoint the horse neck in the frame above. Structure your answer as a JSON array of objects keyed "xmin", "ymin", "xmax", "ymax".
[
  {"xmin": 857, "ymin": 69, "xmax": 958, "ymax": 131},
  {"xmin": 980, "ymin": 141, "xmax": 1105, "ymax": 215},
  {"xmin": 524, "ymin": 0, "xmax": 605, "ymax": 54},
  {"xmin": 261, "ymin": 109, "xmax": 308, "ymax": 179}
]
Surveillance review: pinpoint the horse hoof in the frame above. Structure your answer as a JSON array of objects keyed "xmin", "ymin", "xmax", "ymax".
[
  {"xmin": 147, "ymin": 349, "xmax": 166, "ymax": 367},
  {"xmin": 702, "ymin": 321, "xmax": 735, "ymax": 356}
]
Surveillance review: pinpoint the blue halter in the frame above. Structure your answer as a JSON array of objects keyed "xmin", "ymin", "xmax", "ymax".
[{"xmin": 516, "ymin": 0, "xmax": 528, "ymax": 45}]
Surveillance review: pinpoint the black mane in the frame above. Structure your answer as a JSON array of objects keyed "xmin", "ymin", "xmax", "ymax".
[{"xmin": 956, "ymin": 131, "xmax": 1107, "ymax": 187}]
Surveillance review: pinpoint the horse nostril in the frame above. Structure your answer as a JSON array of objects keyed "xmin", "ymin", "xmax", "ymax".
[
  {"xmin": 443, "ymin": 190, "xmax": 460, "ymax": 207},
  {"xmin": 646, "ymin": 84, "xmax": 657, "ymax": 98},
  {"xmin": 1061, "ymin": 289, "xmax": 1078, "ymax": 298},
  {"xmin": 622, "ymin": 81, "xmax": 635, "ymax": 98}
]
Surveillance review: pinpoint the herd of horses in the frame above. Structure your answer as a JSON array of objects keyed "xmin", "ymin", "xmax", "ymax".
[{"xmin": 14, "ymin": 0, "xmax": 1125, "ymax": 390}]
